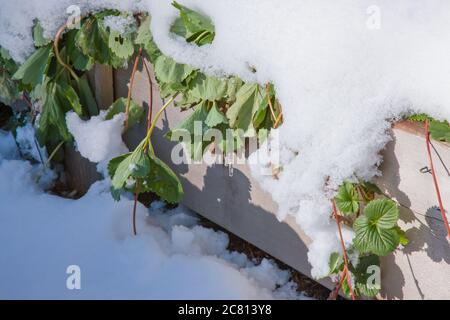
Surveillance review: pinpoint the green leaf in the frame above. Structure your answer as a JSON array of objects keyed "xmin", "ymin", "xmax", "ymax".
[
  {"xmin": 13, "ymin": 45, "xmax": 53, "ymax": 86},
  {"xmin": 205, "ymin": 102, "xmax": 228, "ymax": 127},
  {"xmin": 66, "ymin": 29, "xmax": 94, "ymax": 71},
  {"xmin": 111, "ymin": 147, "xmax": 151, "ymax": 191},
  {"xmin": 394, "ymin": 226, "xmax": 409, "ymax": 246},
  {"xmin": 226, "ymin": 77, "xmax": 244, "ymax": 103},
  {"xmin": 226, "ymin": 83, "xmax": 261, "ymax": 137},
  {"xmin": 74, "ymin": 74, "xmax": 98, "ymax": 116},
  {"xmin": 154, "ymin": 55, "xmax": 194, "ymax": 84},
  {"xmin": 364, "ymin": 198, "xmax": 399, "ymax": 229},
  {"xmin": 328, "ymin": 252, "xmax": 342, "ymax": 275},
  {"xmin": 353, "ymin": 255, "xmax": 381, "ymax": 297},
  {"xmin": 108, "ymin": 153, "xmax": 131, "ymax": 179},
  {"xmin": 56, "ymin": 81, "xmax": 83, "ymax": 116},
  {"xmin": 335, "ymin": 181, "xmax": 359, "ymax": 214},
  {"xmin": 105, "ymin": 97, "xmax": 144, "ymax": 128},
  {"xmin": 188, "ymin": 73, "xmax": 228, "ymax": 102},
  {"xmin": 0, "ymin": 70, "xmax": 19, "ymax": 105},
  {"xmin": 408, "ymin": 113, "xmax": 429, "ymax": 122},
  {"xmin": 141, "ymin": 153, "xmax": 184, "ymax": 204},
  {"xmin": 353, "ymin": 199, "xmax": 400, "ymax": 256},
  {"xmin": 166, "ymin": 102, "xmax": 210, "ymax": 160},
  {"xmin": 171, "ymin": 1, "xmax": 215, "ymax": 45},
  {"xmin": 76, "ymin": 17, "xmax": 112, "ymax": 65},
  {"xmin": 429, "ymin": 120, "xmax": 450, "ymax": 142},
  {"xmin": 36, "ymin": 82, "xmax": 72, "ymax": 146},
  {"xmin": 108, "ymin": 30, "xmax": 134, "ymax": 59},
  {"xmin": 33, "ymin": 20, "xmax": 51, "ymax": 47},
  {"xmin": 136, "ymin": 15, "xmax": 161, "ymax": 62}
]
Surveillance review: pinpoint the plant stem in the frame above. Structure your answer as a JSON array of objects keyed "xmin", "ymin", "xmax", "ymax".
[
  {"xmin": 125, "ymin": 48, "xmax": 143, "ymax": 131},
  {"xmin": 142, "ymin": 58, "xmax": 154, "ymax": 154},
  {"xmin": 53, "ymin": 23, "xmax": 79, "ymax": 82},
  {"xmin": 143, "ymin": 93, "xmax": 179, "ymax": 154},
  {"xmin": 425, "ymin": 119, "xmax": 450, "ymax": 238},
  {"xmin": 45, "ymin": 140, "xmax": 65, "ymax": 167},
  {"xmin": 266, "ymin": 84, "xmax": 277, "ymax": 123},
  {"xmin": 332, "ymin": 200, "xmax": 356, "ymax": 300},
  {"xmin": 132, "ymin": 179, "xmax": 141, "ymax": 236}
]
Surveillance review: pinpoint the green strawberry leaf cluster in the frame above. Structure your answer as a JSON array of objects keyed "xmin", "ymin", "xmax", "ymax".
[{"xmin": 326, "ymin": 180, "xmax": 409, "ymax": 298}]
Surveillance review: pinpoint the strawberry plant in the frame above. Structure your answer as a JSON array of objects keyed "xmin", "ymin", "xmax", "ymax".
[{"xmin": 0, "ymin": 1, "xmax": 422, "ymax": 300}]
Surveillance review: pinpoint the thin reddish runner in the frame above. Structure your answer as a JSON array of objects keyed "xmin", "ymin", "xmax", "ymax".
[
  {"xmin": 425, "ymin": 120, "xmax": 450, "ymax": 238},
  {"xmin": 332, "ymin": 200, "xmax": 356, "ymax": 300}
]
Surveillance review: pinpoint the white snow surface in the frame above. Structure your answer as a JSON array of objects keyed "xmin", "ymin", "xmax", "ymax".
[
  {"xmin": 66, "ymin": 110, "xmax": 129, "ymax": 175},
  {"xmin": 2, "ymin": 0, "xmax": 450, "ymax": 277},
  {"xmin": 0, "ymin": 135, "xmax": 306, "ymax": 299}
]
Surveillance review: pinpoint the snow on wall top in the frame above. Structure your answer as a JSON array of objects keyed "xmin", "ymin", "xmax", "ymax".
[{"xmin": 2, "ymin": 0, "xmax": 450, "ymax": 277}]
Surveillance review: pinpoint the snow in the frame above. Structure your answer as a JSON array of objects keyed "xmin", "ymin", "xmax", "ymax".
[
  {"xmin": 15, "ymin": 123, "xmax": 47, "ymax": 163},
  {"xmin": 66, "ymin": 110, "xmax": 129, "ymax": 175},
  {"xmin": 3, "ymin": 0, "xmax": 450, "ymax": 277},
  {"xmin": 0, "ymin": 133, "xmax": 306, "ymax": 300},
  {"xmin": 146, "ymin": 0, "xmax": 450, "ymax": 277},
  {"xmin": 103, "ymin": 14, "xmax": 136, "ymax": 35}
]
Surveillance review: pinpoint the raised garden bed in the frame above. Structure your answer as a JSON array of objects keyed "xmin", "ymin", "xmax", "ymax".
[{"xmin": 65, "ymin": 64, "xmax": 450, "ymax": 300}]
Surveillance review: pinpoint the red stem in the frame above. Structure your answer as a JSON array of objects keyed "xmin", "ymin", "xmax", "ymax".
[
  {"xmin": 425, "ymin": 120, "xmax": 450, "ymax": 238},
  {"xmin": 142, "ymin": 58, "xmax": 154, "ymax": 139},
  {"xmin": 332, "ymin": 200, "xmax": 356, "ymax": 300},
  {"xmin": 125, "ymin": 48, "xmax": 143, "ymax": 131}
]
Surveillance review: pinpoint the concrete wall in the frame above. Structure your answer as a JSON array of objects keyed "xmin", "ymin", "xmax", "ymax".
[{"xmin": 67, "ymin": 63, "xmax": 450, "ymax": 299}]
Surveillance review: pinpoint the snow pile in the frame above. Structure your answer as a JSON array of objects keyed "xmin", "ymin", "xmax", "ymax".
[
  {"xmin": 3, "ymin": 0, "xmax": 450, "ymax": 277},
  {"xmin": 15, "ymin": 123, "xmax": 47, "ymax": 162},
  {"xmin": 0, "ymin": 0, "xmax": 146, "ymax": 62},
  {"xmin": 0, "ymin": 130, "xmax": 18, "ymax": 160},
  {"xmin": 0, "ymin": 134, "xmax": 305, "ymax": 299},
  {"xmin": 146, "ymin": 0, "xmax": 450, "ymax": 277},
  {"xmin": 66, "ymin": 111, "xmax": 128, "ymax": 175},
  {"xmin": 103, "ymin": 14, "xmax": 136, "ymax": 35}
]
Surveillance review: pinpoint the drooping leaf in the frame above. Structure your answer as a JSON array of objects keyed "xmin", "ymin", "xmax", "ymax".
[
  {"xmin": 74, "ymin": 74, "xmax": 98, "ymax": 116},
  {"xmin": 13, "ymin": 45, "xmax": 53, "ymax": 86},
  {"xmin": 166, "ymin": 102, "xmax": 210, "ymax": 160},
  {"xmin": 36, "ymin": 82, "xmax": 72, "ymax": 146},
  {"xmin": 226, "ymin": 77, "xmax": 244, "ymax": 104},
  {"xmin": 33, "ymin": 20, "xmax": 51, "ymax": 47},
  {"xmin": 154, "ymin": 55, "xmax": 194, "ymax": 84},
  {"xmin": 335, "ymin": 181, "xmax": 359, "ymax": 214},
  {"xmin": 75, "ymin": 17, "xmax": 114, "ymax": 66},
  {"xmin": 66, "ymin": 29, "xmax": 94, "ymax": 71},
  {"xmin": 105, "ymin": 97, "xmax": 144, "ymax": 128},
  {"xmin": 135, "ymin": 15, "xmax": 161, "ymax": 62},
  {"xmin": 328, "ymin": 252, "xmax": 343, "ymax": 275},
  {"xmin": 141, "ymin": 153, "xmax": 184, "ymax": 204},
  {"xmin": 205, "ymin": 102, "xmax": 228, "ymax": 127},
  {"xmin": 188, "ymin": 73, "xmax": 228, "ymax": 102},
  {"xmin": 226, "ymin": 83, "xmax": 261, "ymax": 137},
  {"xmin": 171, "ymin": 1, "xmax": 215, "ymax": 46},
  {"xmin": 111, "ymin": 147, "xmax": 151, "ymax": 192},
  {"xmin": 56, "ymin": 80, "xmax": 83, "ymax": 116}
]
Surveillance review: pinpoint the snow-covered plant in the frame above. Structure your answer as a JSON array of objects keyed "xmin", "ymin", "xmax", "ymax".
[
  {"xmin": 2, "ymin": 1, "xmax": 447, "ymax": 300},
  {"xmin": 326, "ymin": 181, "xmax": 408, "ymax": 299}
]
